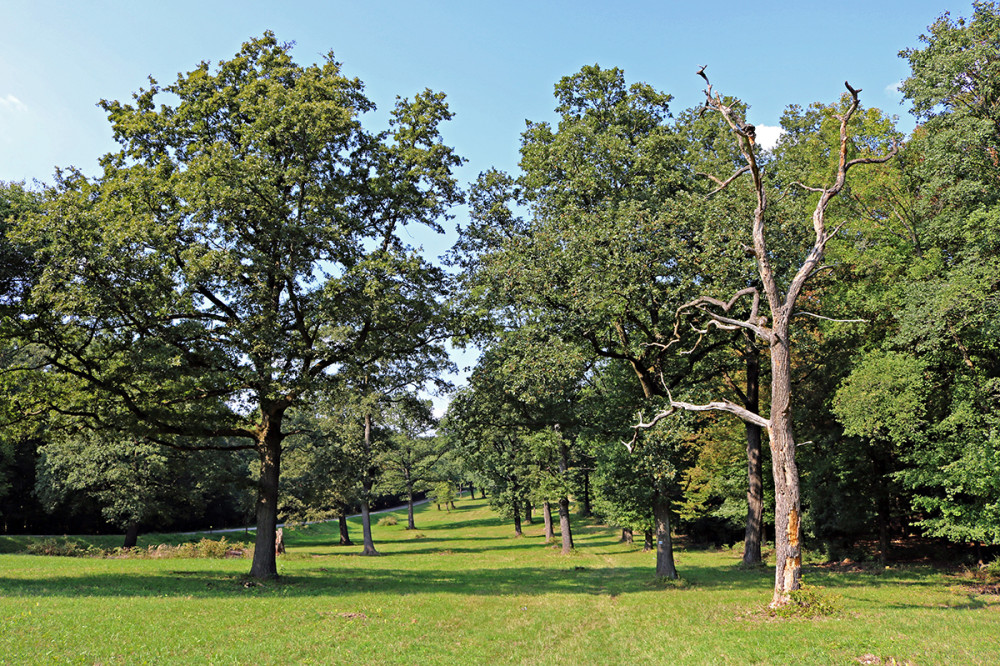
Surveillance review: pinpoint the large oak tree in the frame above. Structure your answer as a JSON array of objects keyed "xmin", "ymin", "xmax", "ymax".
[{"xmin": 13, "ymin": 34, "xmax": 462, "ymax": 578}]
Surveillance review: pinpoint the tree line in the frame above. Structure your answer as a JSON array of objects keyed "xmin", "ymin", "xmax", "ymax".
[{"xmin": 2, "ymin": 7, "xmax": 999, "ymax": 606}]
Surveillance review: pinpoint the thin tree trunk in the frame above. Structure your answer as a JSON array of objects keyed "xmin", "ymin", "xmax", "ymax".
[
  {"xmin": 558, "ymin": 496, "xmax": 574, "ymax": 554},
  {"xmin": 543, "ymin": 501, "xmax": 554, "ymax": 543},
  {"xmin": 468, "ymin": 482, "xmax": 476, "ymax": 499},
  {"xmin": 524, "ymin": 499, "xmax": 534, "ymax": 524},
  {"xmin": 360, "ymin": 498, "xmax": 379, "ymax": 556},
  {"xmin": 359, "ymin": 413, "xmax": 380, "ymax": 556},
  {"xmin": 643, "ymin": 528, "xmax": 653, "ymax": 552},
  {"xmin": 122, "ymin": 521, "xmax": 139, "ymax": 549},
  {"xmin": 512, "ymin": 499, "xmax": 523, "ymax": 537},
  {"xmin": 874, "ymin": 453, "xmax": 891, "ymax": 563},
  {"xmin": 338, "ymin": 514, "xmax": 352, "ymax": 546},
  {"xmin": 557, "ymin": 429, "xmax": 574, "ymax": 554},
  {"xmin": 479, "ymin": 489, "xmax": 486, "ymax": 500},
  {"xmin": 743, "ymin": 340, "xmax": 764, "ymax": 566},
  {"xmin": 654, "ymin": 492, "xmax": 678, "ymax": 579},
  {"xmin": 407, "ymin": 487, "xmax": 416, "ymax": 530},
  {"xmin": 249, "ymin": 417, "xmax": 283, "ymax": 579}
]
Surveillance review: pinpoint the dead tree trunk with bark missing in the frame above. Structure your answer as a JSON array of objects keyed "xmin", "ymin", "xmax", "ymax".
[{"xmin": 631, "ymin": 71, "xmax": 897, "ymax": 606}]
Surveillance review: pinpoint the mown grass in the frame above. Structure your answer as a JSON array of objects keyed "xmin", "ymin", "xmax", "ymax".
[{"xmin": 1, "ymin": 499, "xmax": 998, "ymax": 664}]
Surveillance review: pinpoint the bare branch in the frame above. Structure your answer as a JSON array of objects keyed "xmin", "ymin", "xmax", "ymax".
[
  {"xmin": 792, "ymin": 311, "xmax": 867, "ymax": 324},
  {"xmin": 845, "ymin": 148, "xmax": 900, "ymax": 171},
  {"xmin": 670, "ymin": 287, "xmax": 773, "ymax": 346},
  {"xmin": 625, "ymin": 383, "xmax": 771, "ymax": 452},
  {"xmin": 668, "ymin": 395, "xmax": 771, "ymax": 430},
  {"xmin": 791, "ymin": 181, "xmax": 826, "ymax": 193},
  {"xmin": 698, "ymin": 165, "xmax": 752, "ymax": 196}
]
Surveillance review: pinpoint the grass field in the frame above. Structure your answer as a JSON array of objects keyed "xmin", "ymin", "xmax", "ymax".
[{"xmin": 1, "ymin": 498, "xmax": 998, "ymax": 665}]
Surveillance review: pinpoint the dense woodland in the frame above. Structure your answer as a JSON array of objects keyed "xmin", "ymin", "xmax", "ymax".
[{"xmin": 1, "ymin": 6, "xmax": 998, "ymax": 604}]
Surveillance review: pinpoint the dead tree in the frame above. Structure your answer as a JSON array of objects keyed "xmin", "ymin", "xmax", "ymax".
[{"xmin": 632, "ymin": 70, "xmax": 897, "ymax": 607}]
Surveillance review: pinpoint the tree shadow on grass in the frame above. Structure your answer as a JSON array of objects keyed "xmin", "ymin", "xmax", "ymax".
[
  {"xmin": 410, "ymin": 516, "xmax": 508, "ymax": 531},
  {"xmin": 0, "ymin": 561, "xmax": 773, "ymax": 599},
  {"xmin": 801, "ymin": 564, "xmax": 951, "ymax": 590},
  {"xmin": 300, "ymin": 539, "xmax": 552, "ymax": 558}
]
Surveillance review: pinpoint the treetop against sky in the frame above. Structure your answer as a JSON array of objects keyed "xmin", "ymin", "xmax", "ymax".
[
  {"xmin": 1, "ymin": 1, "xmax": 971, "ymax": 194},
  {"xmin": 0, "ymin": 0, "xmax": 976, "ymax": 407}
]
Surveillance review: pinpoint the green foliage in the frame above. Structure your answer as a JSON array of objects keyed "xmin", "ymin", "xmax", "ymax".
[
  {"xmin": 429, "ymin": 481, "xmax": 456, "ymax": 509},
  {"xmin": 833, "ymin": 352, "xmax": 928, "ymax": 445}
]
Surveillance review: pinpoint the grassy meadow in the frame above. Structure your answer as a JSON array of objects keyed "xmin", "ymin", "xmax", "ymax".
[{"xmin": 1, "ymin": 498, "xmax": 998, "ymax": 664}]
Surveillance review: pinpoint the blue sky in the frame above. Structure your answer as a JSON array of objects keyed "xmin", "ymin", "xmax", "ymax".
[{"xmin": 0, "ymin": 0, "xmax": 976, "ymax": 401}]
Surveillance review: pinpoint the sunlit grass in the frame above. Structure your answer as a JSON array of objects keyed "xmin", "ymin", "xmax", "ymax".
[{"xmin": 1, "ymin": 499, "xmax": 998, "ymax": 664}]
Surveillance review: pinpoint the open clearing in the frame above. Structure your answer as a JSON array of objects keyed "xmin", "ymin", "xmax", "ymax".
[{"xmin": 1, "ymin": 498, "xmax": 998, "ymax": 664}]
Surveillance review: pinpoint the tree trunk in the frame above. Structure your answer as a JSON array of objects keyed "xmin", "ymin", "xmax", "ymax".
[
  {"xmin": 122, "ymin": 521, "xmax": 139, "ymax": 549},
  {"xmin": 359, "ymin": 413, "xmax": 380, "ymax": 556},
  {"xmin": 558, "ymin": 496, "xmax": 574, "ymax": 554},
  {"xmin": 479, "ymin": 489, "xmax": 486, "ymax": 500},
  {"xmin": 643, "ymin": 528, "xmax": 653, "ymax": 552},
  {"xmin": 468, "ymin": 482, "xmax": 475, "ymax": 499},
  {"xmin": 338, "ymin": 514, "xmax": 352, "ymax": 546},
  {"xmin": 512, "ymin": 499, "xmax": 523, "ymax": 537},
  {"xmin": 768, "ymin": 338, "xmax": 801, "ymax": 606},
  {"xmin": 249, "ymin": 417, "xmax": 283, "ymax": 579},
  {"xmin": 874, "ymin": 453, "xmax": 891, "ymax": 563},
  {"xmin": 543, "ymin": 502, "xmax": 555, "ymax": 543},
  {"xmin": 556, "ymin": 430, "xmax": 574, "ymax": 554},
  {"xmin": 654, "ymin": 492, "xmax": 678, "ymax": 579},
  {"xmin": 524, "ymin": 499, "xmax": 533, "ymax": 524},
  {"xmin": 743, "ymin": 340, "xmax": 764, "ymax": 566},
  {"xmin": 406, "ymin": 481, "xmax": 416, "ymax": 530},
  {"xmin": 581, "ymin": 471, "xmax": 592, "ymax": 517},
  {"xmin": 360, "ymin": 498, "xmax": 380, "ymax": 556},
  {"xmin": 621, "ymin": 527, "xmax": 633, "ymax": 544}
]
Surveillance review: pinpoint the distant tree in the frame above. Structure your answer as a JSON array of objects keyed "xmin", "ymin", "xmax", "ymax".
[
  {"xmin": 36, "ymin": 430, "xmax": 250, "ymax": 547},
  {"xmin": 378, "ymin": 397, "xmax": 443, "ymax": 529},
  {"xmin": 430, "ymin": 481, "xmax": 457, "ymax": 512}
]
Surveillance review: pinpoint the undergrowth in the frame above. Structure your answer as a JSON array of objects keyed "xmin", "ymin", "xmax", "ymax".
[
  {"xmin": 24, "ymin": 536, "xmax": 252, "ymax": 559},
  {"xmin": 768, "ymin": 584, "xmax": 844, "ymax": 619}
]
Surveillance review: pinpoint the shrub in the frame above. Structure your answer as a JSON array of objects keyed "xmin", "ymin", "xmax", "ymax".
[
  {"xmin": 24, "ymin": 536, "xmax": 252, "ymax": 559},
  {"xmin": 26, "ymin": 538, "xmax": 103, "ymax": 558},
  {"xmin": 769, "ymin": 585, "xmax": 843, "ymax": 619},
  {"xmin": 377, "ymin": 515, "xmax": 399, "ymax": 527}
]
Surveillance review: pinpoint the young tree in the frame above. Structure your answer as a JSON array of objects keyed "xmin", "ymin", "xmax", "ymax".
[
  {"xmin": 378, "ymin": 398, "xmax": 442, "ymax": 529},
  {"xmin": 637, "ymin": 71, "xmax": 897, "ymax": 605},
  {"xmin": 11, "ymin": 34, "xmax": 462, "ymax": 578}
]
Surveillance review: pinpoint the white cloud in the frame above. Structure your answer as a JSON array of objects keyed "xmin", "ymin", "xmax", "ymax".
[
  {"xmin": 755, "ymin": 124, "xmax": 782, "ymax": 151},
  {"xmin": 885, "ymin": 80, "xmax": 903, "ymax": 96},
  {"xmin": 0, "ymin": 94, "xmax": 28, "ymax": 112}
]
